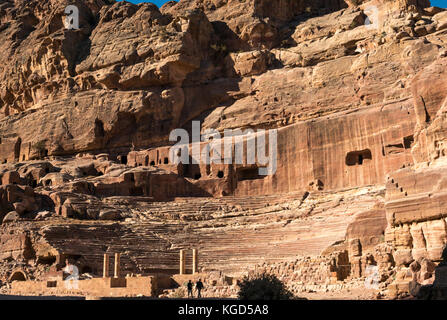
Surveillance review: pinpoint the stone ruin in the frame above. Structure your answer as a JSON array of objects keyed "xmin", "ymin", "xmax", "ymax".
[
  {"xmin": 1, "ymin": 0, "xmax": 447, "ymax": 299},
  {"xmin": 415, "ymin": 246, "xmax": 447, "ymax": 299}
]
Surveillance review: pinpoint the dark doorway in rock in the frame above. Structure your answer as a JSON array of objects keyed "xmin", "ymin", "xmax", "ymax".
[
  {"xmin": 94, "ymin": 119, "xmax": 105, "ymax": 138},
  {"xmin": 14, "ymin": 137, "xmax": 21, "ymax": 161},
  {"xmin": 404, "ymin": 135, "xmax": 414, "ymax": 149},
  {"xmin": 237, "ymin": 167, "xmax": 264, "ymax": 181},
  {"xmin": 346, "ymin": 149, "xmax": 372, "ymax": 166},
  {"xmin": 10, "ymin": 271, "xmax": 26, "ymax": 282},
  {"xmin": 182, "ymin": 163, "xmax": 201, "ymax": 180}
]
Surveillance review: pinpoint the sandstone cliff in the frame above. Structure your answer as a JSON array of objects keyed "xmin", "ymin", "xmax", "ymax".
[{"xmin": 1, "ymin": 0, "xmax": 447, "ymax": 299}]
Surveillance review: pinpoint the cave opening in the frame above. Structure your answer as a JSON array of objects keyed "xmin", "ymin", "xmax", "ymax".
[
  {"xmin": 237, "ymin": 167, "xmax": 265, "ymax": 181},
  {"xmin": 94, "ymin": 119, "xmax": 105, "ymax": 138},
  {"xmin": 10, "ymin": 271, "xmax": 26, "ymax": 282},
  {"xmin": 182, "ymin": 163, "xmax": 201, "ymax": 180},
  {"xmin": 404, "ymin": 135, "xmax": 414, "ymax": 149},
  {"xmin": 346, "ymin": 149, "xmax": 372, "ymax": 166}
]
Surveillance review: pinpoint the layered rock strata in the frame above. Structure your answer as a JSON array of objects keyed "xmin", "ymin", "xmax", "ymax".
[{"xmin": 0, "ymin": 0, "xmax": 447, "ymax": 299}]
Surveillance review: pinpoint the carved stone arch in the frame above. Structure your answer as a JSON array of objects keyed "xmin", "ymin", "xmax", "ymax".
[{"xmin": 9, "ymin": 269, "xmax": 27, "ymax": 282}]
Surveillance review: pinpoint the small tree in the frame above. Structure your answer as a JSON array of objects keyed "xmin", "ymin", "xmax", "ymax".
[{"xmin": 238, "ymin": 273, "xmax": 294, "ymax": 300}]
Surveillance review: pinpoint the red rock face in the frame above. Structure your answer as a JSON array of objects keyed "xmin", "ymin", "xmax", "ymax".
[
  {"xmin": 384, "ymin": 57, "xmax": 447, "ymax": 269},
  {"xmin": 1, "ymin": 0, "xmax": 447, "ymax": 299}
]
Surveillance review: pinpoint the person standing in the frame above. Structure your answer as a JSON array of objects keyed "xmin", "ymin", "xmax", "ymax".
[
  {"xmin": 187, "ymin": 280, "xmax": 194, "ymax": 298},
  {"xmin": 196, "ymin": 279, "xmax": 204, "ymax": 298}
]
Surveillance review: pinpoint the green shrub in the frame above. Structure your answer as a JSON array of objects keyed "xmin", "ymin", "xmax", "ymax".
[{"xmin": 237, "ymin": 273, "xmax": 294, "ymax": 300}]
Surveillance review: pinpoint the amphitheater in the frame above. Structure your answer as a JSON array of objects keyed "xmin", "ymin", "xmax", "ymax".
[{"xmin": 1, "ymin": 0, "xmax": 447, "ymax": 299}]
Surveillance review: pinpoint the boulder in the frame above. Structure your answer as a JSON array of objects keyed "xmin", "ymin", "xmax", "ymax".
[
  {"xmin": 98, "ymin": 210, "xmax": 122, "ymax": 221},
  {"xmin": 2, "ymin": 211, "xmax": 20, "ymax": 223}
]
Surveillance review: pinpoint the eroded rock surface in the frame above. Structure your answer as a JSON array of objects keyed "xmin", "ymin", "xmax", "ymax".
[{"xmin": 1, "ymin": 0, "xmax": 447, "ymax": 299}]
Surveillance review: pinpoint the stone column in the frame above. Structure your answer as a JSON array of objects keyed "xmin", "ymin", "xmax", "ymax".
[
  {"xmin": 192, "ymin": 249, "xmax": 198, "ymax": 274},
  {"xmin": 114, "ymin": 253, "xmax": 121, "ymax": 278},
  {"xmin": 103, "ymin": 254, "xmax": 110, "ymax": 278},
  {"xmin": 180, "ymin": 250, "xmax": 186, "ymax": 275}
]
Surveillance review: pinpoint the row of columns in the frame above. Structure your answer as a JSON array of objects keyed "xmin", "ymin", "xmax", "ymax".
[
  {"xmin": 102, "ymin": 250, "xmax": 199, "ymax": 277},
  {"xmin": 103, "ymin": 253, "xmax": 121, "ymax": 278},
  {"xmin": 180, "ymin": 249, "xmax": 199, "ymax": 275}
]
